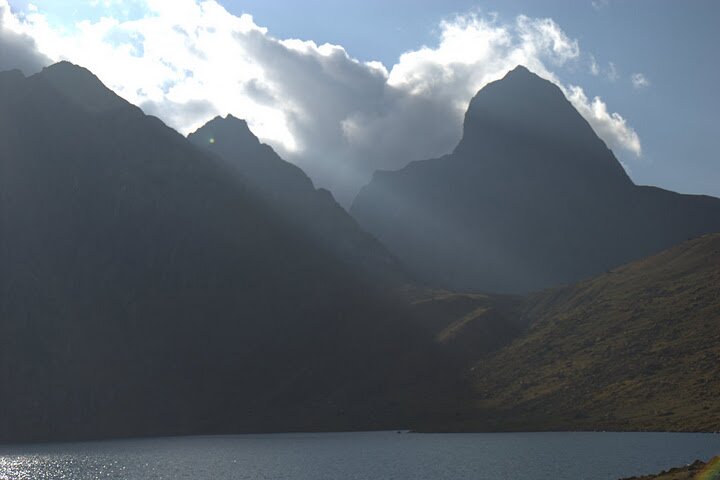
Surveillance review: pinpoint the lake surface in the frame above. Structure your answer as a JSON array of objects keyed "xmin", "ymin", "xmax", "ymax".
[{"xmin": 1, "ymin": 431, "xmax": 719, "ymax": 480}]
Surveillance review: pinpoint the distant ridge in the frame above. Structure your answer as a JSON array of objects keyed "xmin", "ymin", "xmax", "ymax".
[{"xmin": 351, "ymin": 65, "xmax": 720, "ymax": 293}]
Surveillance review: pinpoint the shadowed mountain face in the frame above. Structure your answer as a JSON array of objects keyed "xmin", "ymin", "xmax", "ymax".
[
  {"xmin": 351, "ymin": 66, "xmax": 720, "ymax": 293},
  {"xmin": 187, "ymin": 115, "xmax": 404, "ymax": 281},
  {"xmin": 0, "ymin": 62, "xmax": 446, "ymax": 443},
  {"xmin": 2, "ymin": 60, "xmax": 717, "ymax": 445}
]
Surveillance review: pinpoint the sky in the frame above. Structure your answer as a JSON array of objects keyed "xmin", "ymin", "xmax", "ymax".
[{"xmin": 1, "ymin": 0, "xmax": 718, "ymax": 205}]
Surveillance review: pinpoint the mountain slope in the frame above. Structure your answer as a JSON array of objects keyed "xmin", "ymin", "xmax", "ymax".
[
  {"xmin": 620, "ymin": 457, "xmax": 719, "ymax": 480},
  {"xmin": 463, "ymin": 234, "xmax": 720, "ymax": 432},
  {"xmin": 351, "ymin": 65, "xmax": 720, "ymax": 293},
  {"xmin": 187, "ymin": 115, "xmax": 403, "ymax": 280},
  {"xmin": 0, "ymin": 62, "xmax": 442, "ymax": 442}
]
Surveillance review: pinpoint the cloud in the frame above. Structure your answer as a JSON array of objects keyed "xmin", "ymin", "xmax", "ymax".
[
  {"xmin": 588, "ymin": 55, "xmax": 620, "ymax": 82},
  {"xmin": 0, "ymin": 0, "xmax": 50, "ymax": 74},
  {"xmin": 565, "ymin": 85, "xmax": 641, "ymax": 156},
  {"xmin": 589, "ymin": 54, "xmax": 600, "ymax": 76},
  {"xmin": 607, "ymin": 61, "xmax": 619, "ymax": 82},
  {"xmin": 1, "ymin": 0, "xmax": 642, "ymax": 205},
  {"xmin": 631, "ymin": 72, "xmax": 649, "ymax": 89}
]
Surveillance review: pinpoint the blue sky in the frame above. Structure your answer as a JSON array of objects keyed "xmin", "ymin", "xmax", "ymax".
[{"xmin": 5, "ymin": 0, "xmax": 719, "ymax": 201}]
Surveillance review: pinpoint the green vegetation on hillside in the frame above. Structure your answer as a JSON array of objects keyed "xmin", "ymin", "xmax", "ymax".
[
  {"xmin": 451, "ymin": 234, "xmax": 720, "ymax": 432},
  {"xmin": 620, "ymin": 457, "xmax": 720, "ymax": 479},
  {"xmin": 406, "ymin": 290, "xmax": 525, "ymax": 363}
]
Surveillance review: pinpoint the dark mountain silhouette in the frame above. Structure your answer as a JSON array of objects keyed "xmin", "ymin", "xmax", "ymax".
[
  {"xmin": 187, "ymin": 115, "xmax": 403, "ymax": 280},
  {"xmin": 351, "ymin": 65, "xmax": 720, "ymax": 293},
  {"xmin": 0, "ymin": 62, "xmax": 452, "ymax": 443},
  {"xmin": 3, "ymin": 60, "xmax": 716, "ymax": 444}
]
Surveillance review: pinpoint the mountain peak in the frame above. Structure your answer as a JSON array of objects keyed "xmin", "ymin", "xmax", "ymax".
[
  {"xmin": 461, "ymin": 65, "xmax": 569, "ymax": 140},
  {"xmin": 34, "ymin": 61, "xmax": 127, "ymax": 113},
  {"xmin": 40, "ymin": 60, "xmax": 94, "ymax": 77},
  {"xmin": 504, "ymin": 64, "xmax": 533, "ymax": 77},
  {"xmin": 207, "ymin": 113, "xmax": 249, "ymax": 128},
  {"xmin": 456, "ymin": 64, "xmax": 629, "ymax": 186},
  {"xmin": 353, "ymin": 65, "xmax": 697, "ymax": 294},
  {"xmin": 223, "ymin": 113, "xmax": 247, "ymax": 124},
  {"xmin": 496, "ymin": 64, "xmax": 554, "ymax": 86},
  {"xmin": 191, "ymin": 114, "xmax": 260, "ymax": 150}
]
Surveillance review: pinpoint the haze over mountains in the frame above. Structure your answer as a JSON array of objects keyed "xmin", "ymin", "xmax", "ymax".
[
  {"xmin": 187, "ymin": 114, "xmax": 403, "ymax": 280},
  {"xmin": 0, "ymin": 61, "xmax": 448, "ymax": 442},
  {"xmin": 0, "ymin": 60, "xmax": 718, "ymax": 443},
  {"xmin": 351, "ymin": 66, "xmax": 720, "ymax": 293}
]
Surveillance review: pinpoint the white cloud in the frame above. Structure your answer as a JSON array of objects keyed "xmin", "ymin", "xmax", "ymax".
[
  {"xmin": 589, "ymin": 54, "xmax": 599, "ymax": 76},
  {"xmin": 0, "ymin": 0, "xmax": 642, "ymax": 204},
  {"xmin": 631, "ymin": 72, "xmax": 649, "ymax": 89},
  {"xmin": 591, "ymin": 0, "xmax": 609, "ymax": 11},
  {"xmin": 607, "ymin": 61, "xmax": 619, "ymax": 82},
  {"xmin": 565, "ymin": 85, "xmax": 641, "ymax": 156},
  {"xmin": 588, "ymin": 55, "xmax": 620, "ymax": 82}
]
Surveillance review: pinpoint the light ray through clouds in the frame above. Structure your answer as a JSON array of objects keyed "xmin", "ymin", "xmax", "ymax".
[{"xmin": 1, "ymin": 0, "xmax": 641, "ymax": 204}]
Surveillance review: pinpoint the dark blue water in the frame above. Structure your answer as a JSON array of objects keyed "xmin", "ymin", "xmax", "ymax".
[{"xmin": 1, "ymin": 431, "xmax": 718, "ymax": 479}]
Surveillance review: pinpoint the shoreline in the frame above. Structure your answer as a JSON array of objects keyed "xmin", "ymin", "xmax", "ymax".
[
  {"xmin": 1, "ymin": 428, "xmax": 718, "ymax": 448},
  {"xmin": 620, "ymin": 457, "xmax": 718, "ymax": 479}
]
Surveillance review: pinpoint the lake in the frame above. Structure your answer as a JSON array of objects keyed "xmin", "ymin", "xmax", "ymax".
[{"xmin": 1, "ymin": 431, "xmax": 719, "ymax": 479}]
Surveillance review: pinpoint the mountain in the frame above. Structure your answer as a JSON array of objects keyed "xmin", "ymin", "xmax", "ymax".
[
  {"xmin": 4, "ymin": 60, "xmax": 715, "ymax": 444},
  {"xmin": 406, "ymin": 290, "xmax": 526, "ymax": 366},
  {"xmin": 351, "ymin": 65, "xmax": 720, "ymax": 294},
  {"xmin": 187, "ymin": 115, "xmax": 403, "ymax": 280},
  {"xmin": 456, "ymin": 234, "xmax": 720, "ymax": 432},
  {"xmin": 0, "ymin": 62, "xmax": 447, "ymax": 442}
]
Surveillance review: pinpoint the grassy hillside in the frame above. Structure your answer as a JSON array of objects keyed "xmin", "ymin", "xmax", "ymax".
[
  {"xmin": 458, "ymin": 234, "xmax": 720, "ymax": 432},
  {"xmin": 406, "ymin": 289, "xmax": 526, "ymax": 363},
  {"xmin": 620, "ymin": 457, "xmax": 719, "ymax": 479}
]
